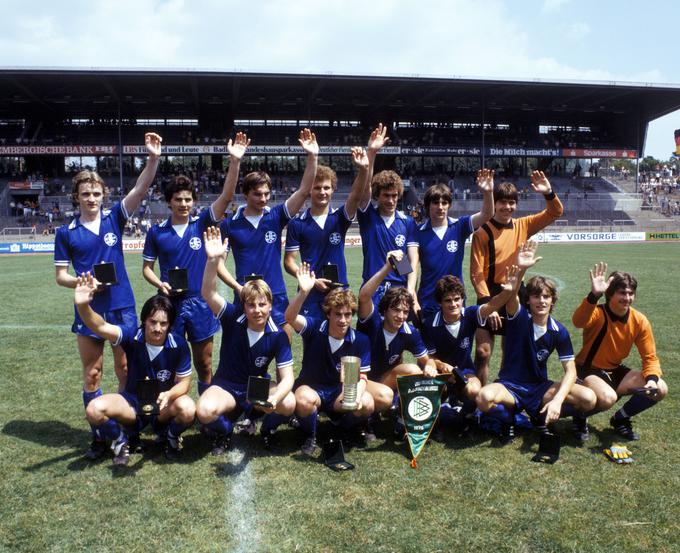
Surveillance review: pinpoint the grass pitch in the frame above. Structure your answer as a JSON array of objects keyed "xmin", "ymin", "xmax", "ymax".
[{"xmin": 1, "ymin": 243, "xmax": 679, "ymax": 553}]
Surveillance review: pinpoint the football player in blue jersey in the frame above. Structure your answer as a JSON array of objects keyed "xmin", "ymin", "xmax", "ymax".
[
  {"xmin": 284, "ymin": 146, "xmax": 369, "ymax": 318},
  {"xmin": 476, "ymin": 242, "xmax": 596, "ymax": 443},
  {"xmin": 357, "ymin": 124, "xmax": 421, "ymax": 308},
  {"xmin": 54, "ymin": 132, "xmax": 162, "ymax": 460},
  {"xmin": 357, "ymin": 250, "xmax": 437, "ymax": 438},
  {"xmin": 219, "ymin": 128, "xmax": 318, "ymax": 340},
  {"xmin": 414, "ymin": 169, "xmax": 494, "ymax": 320},
  {"xmin": 286, "ymin": 262, "xmax": 374, "ymax": 456},
  {"xmin": 142, "ymin": 132, "xmax": 249, "ymax": 396},
  {"xmin": 197, "ymin": 226, "xmax": 295, "ymax": 454},
  {"xmin": 75, "ymin": 273, "xmax": 194, "ymax": 465}
]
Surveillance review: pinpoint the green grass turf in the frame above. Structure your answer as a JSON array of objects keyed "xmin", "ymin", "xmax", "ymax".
[{"xmin": 1, "ymin": 243, "xmax": 679, "ymax": 552}]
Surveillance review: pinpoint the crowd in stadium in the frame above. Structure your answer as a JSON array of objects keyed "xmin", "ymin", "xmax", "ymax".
[{"xmin": 49, "ymin": 126, "xmax": 667, "ymax": 467}]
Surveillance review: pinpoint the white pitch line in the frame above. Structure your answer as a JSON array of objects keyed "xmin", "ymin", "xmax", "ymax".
[{"xmin": 226, "ymin": 447, "xmax": 260, "ymax": 553}]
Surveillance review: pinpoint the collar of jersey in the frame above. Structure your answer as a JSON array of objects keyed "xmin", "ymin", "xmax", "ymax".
[
  {"xmin": 432, "ymin": 308, "xmax": 466, "ymax": 327},
  {"xmin": 490, "ymin": 218, "xmax": 513, "ymax": 230},
  {"xmin": 380, "ymin": 314, "xmax": 412, "ymax": 334},
  {"xmin": 233, "ymin": 204, "xmax": 270, "ymax": 220},
  {"xmin": 319, "ymin": 319, "xmax": 355, "ymax": 342},
  {"xmin": 604, "ymin": 303, "xmax": 630, "ymax": 324},
  {"xmin": 419, "ymin": 216, "xmax": 457, "ymax": 231},
  {"xmin": 68, "ymin": 207, "xmax": 111, "ymax": 230},
  {"xmin": 160, "ymin": 215, "xmax": 198, "ymax": 227},
  {"xmin": 372, "ymin": 200, "xmax": 408, "ymax": 220}
]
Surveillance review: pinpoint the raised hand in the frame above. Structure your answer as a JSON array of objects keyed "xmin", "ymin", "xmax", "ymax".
[
  {"xmin": 298, "ymin": 128, "xmax": 319, "ymax": 156},
  {"xmin": 530, "ymin": 170, "xmax": 552, "ymax": 194},
  {"xmin": 517, "ymin": 240, "xmax": 542, "ymax": 270},
  {"xmin": 589, "ymin": 261, "xmax": 612, "ymax": 296},
  {"xmin": 144, "ymin": 132, "xmax": 163, "ymax": 158},
  {"xmin": 501, "ymin": 265, "xmax": 521, "ymax": 292},
  {"xmin": 476, "ymin": 168, "xmax": 495, "ymax": 192},
  {"xmin": 351, "ymin": 146, "xmax": 369, "ymax": 170},
  {"xmin": 367, "ymin": 123, "xmax": 389, "ymax": 152},
  {"xmin": 74, "ymin": 272, "xmax": 98, "ymax": 306},
  {"xmin": 296, "ymin": 262, "xmax": 316, "ymax": 294},
  {"xmin": 386, "ymin": 249, "xmax": 403, "ymax": 265},
  {"xmin": 227, "ymin": 131, "xmax": 250, "ymax": 160},
  {"xmin": 203, "ymin": 226, "xmax": 228, "ymax": 261}
]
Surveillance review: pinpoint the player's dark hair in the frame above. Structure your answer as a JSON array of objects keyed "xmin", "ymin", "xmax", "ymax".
[
  {"xmin": 378, "ymin": 287, "xmax": 413, "ymax": 316},
  {"xmin": 71, "ymin": 170, "xmax": 107, "ymax": 204},
  {"xmin": 423, "ymin": 184, "xmax": 452, "ymax": 214},
  {"xmin": 605, "ymin": 271, "xmax": 637, "ymax": 301},
  {"xmin": 322, "ymin": 288, "xmax": 358, "ymax": 317},
  {"xmin": 435, "ymin": 275, "xmax": 466, "ymax": 304},
  {"xmin": 315, "ymin": 165, "xmax": 338, "ymax": 190},
  {"xmin": 140, "ymin": 294, "xmax": 176, "ymax": 328},
  {"xmin": 371, "ymin": 170, "xmax": 404, "ymax": 199},
  {"xmin": 525, "ymin": 276, "xmax": 557, "ymax": 313},
  {"xmin": 242, "ymin": 171, "xmax": 272, "ymax": 196},
  {"xmin": 493, "ymin": 181, "xmax": 519, "ymax": 203},
  {"xmin": 164, "ymin": 175, "xmax": 197, "ymax": 203}
]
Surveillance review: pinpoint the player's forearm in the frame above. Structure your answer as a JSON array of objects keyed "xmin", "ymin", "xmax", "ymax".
[
  {"xmin": 359, "ymin": 261, "xmax": 392, "ymax": 305},
  {"xmin": 75, "ymin": 303, "xmax": 119, "ymax": 342},
  {"xmin": 202, "ymin": 259, "xmax": 224, "ymax": 311},
  {"xmin": 286, "ymin": 152, "xmax": 318, "ymax": 216},
  {"xmin": 216, "ymin": 261, "xmax": 240, "ymax": 292},
  {"xmin": 273, "ymin": 369, "xmax": 294, "ymax": 403},
  {"xmin": 571, "ymin": 297, "xmax": 598, "ymax": 328},
  {"xmin": 471, "ymin": 189, "xmax": 494, "ymax": 228},
  {"xmin": 285, "ymin": 290, "xmax": 308, "ymax": 326},
  {"xmin": 123, "ymin": 155, "xmax": 160, "ymax": 214},
  {"xmin": 56, "ymin": 270, "xmax": 78, "ymax": 289},
  {"xmin": 167, "ymin": 377, "xmax": 192, "ymax": 402},
  {"xmin": 283, "ymin": 252, "xmax": 300, "ymax": 278},
  {"xmin": 142, "ymin": 263, "xmax": 163, "ymax": 290},
  {"xmin": 345, "ymin": 166, "xmax": 368, "ymax": 217},
  {"xmin": 212, "ymin": 156, "xmax": 241, "ymax": 216}
]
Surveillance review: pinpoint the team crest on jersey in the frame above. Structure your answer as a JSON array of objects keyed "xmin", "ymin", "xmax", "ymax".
[
  {"xmin": 329, "ymin": 232, "xmax": 342, "ymax": 246},
  {"xmin": 189, "ymin": 237, "xmax": 202, "ymax": 250},
  {"xmin": 536, "ymin": 349, "xmax": 550, "ymax": 362},
  {"xmin": 394, "ymin": 234, "xmax": 406, "ymax": 247},
  {"xmin": 264, "ymin": 231, "xmax": 277, "ymax": 244},
  {"xmin": 459, "ymin": 337, "xmax": 470, "ymax": 349},
  {"xmin": 389, "ymin": 354, "xmax": 400, "ymax": 365},
  {"xmin": 446, "ymin": 240, "xmax": 458, "ymax": 253},
  {"xmin": 157, "ymin": 369, "xmax": 172, "ymax": 382},
  {"xmin": 255, "ymin": 356, "xmax": 269, "ymax": 368},
  {"xmin": 103, "ymin": 232, "xmax": 117, "ymax": 247}
]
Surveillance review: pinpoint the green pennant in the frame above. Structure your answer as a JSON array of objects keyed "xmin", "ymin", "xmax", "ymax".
[{"xmin": 396, "ymin": 375, "xmax": 447, "ymax": 468}]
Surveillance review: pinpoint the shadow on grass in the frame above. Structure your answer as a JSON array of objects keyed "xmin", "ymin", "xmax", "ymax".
[{"xmin": 2, "ymin": 419, "xmax": 93, "ymax": 471}]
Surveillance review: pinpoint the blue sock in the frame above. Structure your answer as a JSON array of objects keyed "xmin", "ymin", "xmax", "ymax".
[
  {"xmin": 168, "ymin": 419, "xmax": 189, "ymax": 438},
  {"xmin": 616, "ymin": 394, "xmax": 657, "ymax": 419},
  {"xmin": 206, "ymin": 415, "xmax": 233, "ymax": 437},
  {"xmin": 83, "ymin": 389, "xmax": 103, "ymax": 437},
  {"xmin": 297, "ymin": 412, "xmax": 318, "ymax": 437},
  {"xmin": 151, "ymin": 417, "xmax": 169, "ymax": 438},
  {"xmin": 261, "ymin": 413, "xmax": 288, "ymax": 434},
  {"xmin": 487, "ymin": 404, "xmax": 513, "ymax": 425},
  {"xmin": 462, "ymin": 398, "xmax": 476, "ymax": 416},
  {"xmin": 197, "ymin": 381, "xmax": 210, "ymax": 395},
  {"xmin": 96, "ymin": 419, "xmax": 121, "ymax": 441}
]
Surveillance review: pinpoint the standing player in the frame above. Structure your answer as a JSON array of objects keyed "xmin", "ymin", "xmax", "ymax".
[
  {"xmin": 142, "ymin": 133, "xmax": 249, "ymax": 395},
  {"xmin": 75, "ymin": 274, "xmax": 194, "ymax": 465},
  {"xmin": 476, "ymin": 242, "xmax": 596, "ymax": 443},
  {"xmin": 414, "ymin": 169, "xmax": 494, "ymax": 320},
  {"xmin": 285, "ymin": 263, "xmax": 374, "ymax": 456},
  {"xmin": 284, "ymin": 146, "xmax": 369, "ymax": 317},
  {"xmin": 219, "ymin": 128, "xmax": 318, "ymax": 337},
  {"xmin": 54, "ymin": 133, "xmax": 162, "ymax": 459},
  {"xmin": 470, "ymin": 170, "xmax": 563, "ymax": 385},
  {"xmin": 571, "ymin": 263, "xmax": 668, "ymax": 442},
  {"xmin": 357, "ymin": 250, "xmax": 436, "ymax": 436},
  {"xmin": 357, "ymin": 125, "xmax": 419, "ymax": 307},
  {"xmin": 197, "ymin": 227, "xmax": 295, "ymax": 453}
]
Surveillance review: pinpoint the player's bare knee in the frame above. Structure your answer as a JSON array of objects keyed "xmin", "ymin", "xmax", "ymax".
[
  {"xmin": 475, "ymin": 343, "xmax": 491, "ymax": 362},
  {"xmin": 277, "ymin": 393, "xmax": 296, "ymax": 416},
  {"xmin": 580, "ymin": 388, "xmax": 597, "ymax": 411},
  {"xmin": 85, "ymin": 398, "xmax": 106, "ymax": 424},
  {"xmin": 597, "ymin": 390, "xmax": 618, "ymax": 411},
  {"xmin": 196, "ymin": 401, "xmax": 218, "ymax": 424},
  {"xmin": 476, "ymin": 390, "xmax": 494, "ymax": 411},
  {"xmin": 465, "ymin": 380, "xmax": 481, "ymax": 399}
]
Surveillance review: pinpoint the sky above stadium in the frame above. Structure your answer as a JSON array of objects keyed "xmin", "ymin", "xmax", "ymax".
[{"xmin": 2, "ymin": 0, "xmax": 678, "ymax": 159}]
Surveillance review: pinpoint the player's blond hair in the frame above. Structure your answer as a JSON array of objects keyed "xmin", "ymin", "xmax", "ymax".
[
  {"xmin": 240, "ymin": 279, "xmax": 273, "ymax": 305},
  {"xmin": 322, "ymin": 288, "xmax": 358, "ymax": 317}
]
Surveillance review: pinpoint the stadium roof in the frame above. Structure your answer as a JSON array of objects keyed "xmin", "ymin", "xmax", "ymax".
[{"xmin": 1, "ymin": 67, "xmax": 679, "ymax": 148}]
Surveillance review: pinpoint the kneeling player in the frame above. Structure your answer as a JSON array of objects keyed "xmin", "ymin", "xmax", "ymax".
[
  {"xmin": 285, "ymin": 263, "xmax": 374, "ymax": 456},
  {"xmin": 476, "ymin": 242, "xmax": 596, "ymax": 443},
  {"xmin": 357, "ymin": 250, "xmax": 436, "ymax": 437},
  {"xmin": 197, "ymin": 226, "xmax": 295, "ymax": 454},
  {"xmin": 76, "ymin": 275, "xmax": 195, "ymax": 465},
  {"xmin": 571, "ymin": 263, "xmax": 668, "ymax": 441},
  {"xmin": 420, "ymin": 272, "xmax": 519, "ymax": 432}
]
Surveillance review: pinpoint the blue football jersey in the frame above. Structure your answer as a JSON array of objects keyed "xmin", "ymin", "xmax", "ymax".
[
  {"xmin": 421, "ymin": 305, "xmax": 485, "ymax": 372},
  {"xmin": 143, "ymin": 207, "xmax": 219, "ymax": 295},
  {"xmin": 357, "ymin": 307, "xmax": 427, "ymax": 380},
  {"xmin": 297, "ymin": 317, "xmax": 371, "ymax": 388},
  {"xmin": 357, "ymin": 202, "xmax": 417, "ymax": 286},
  {"xmin": 54, "ymin": 202, "xmax": 135, "ymax": 312},
  {"xmin": 113, "ymin": 326, "xmax": 192, "ymax": 396},
  {"xmin": 416, "ymin": 215, "xmax": 474, "ymax": 313},
  {"xmin": 500, "ymin": 304, "xmax": 575, "ymax": 385},
  {"xmin": 220, "ymin": 203, "xmax": 291, "ymax": 297},
  {"xmin": 214, "ymin": 302, "xmax": 293, "ymax": 385}
]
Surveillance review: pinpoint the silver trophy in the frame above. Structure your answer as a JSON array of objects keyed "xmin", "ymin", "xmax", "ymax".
[{"xmin": 340, "ymin": 355, "xmax": 360, "ymax": 411}]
